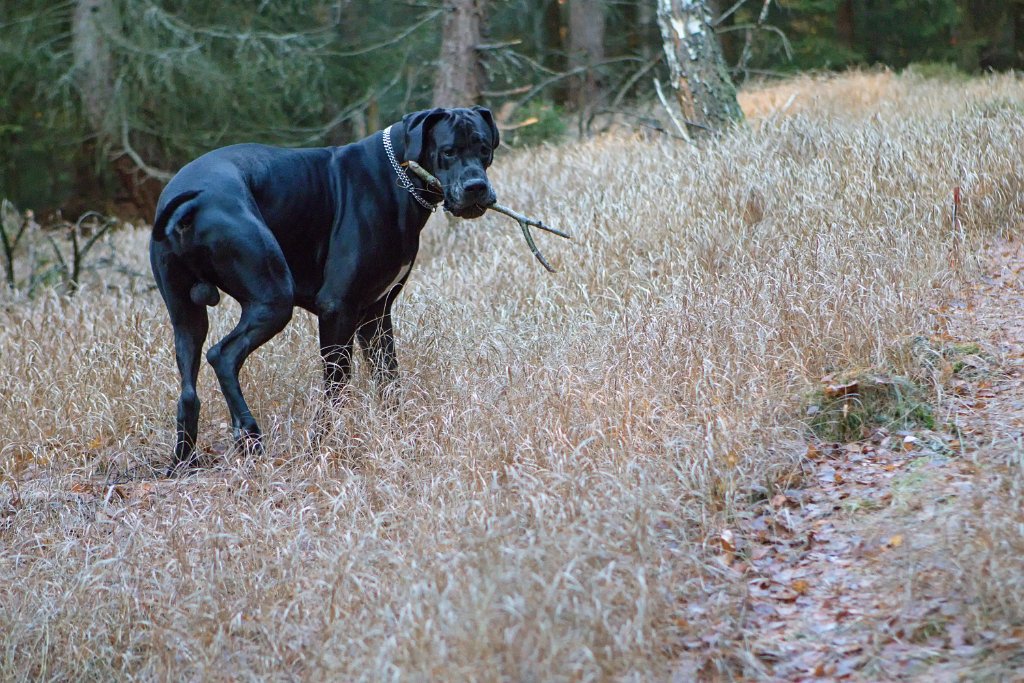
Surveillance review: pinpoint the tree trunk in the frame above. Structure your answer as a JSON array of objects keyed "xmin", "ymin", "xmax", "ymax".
[
  {"xmin": 567, "ymin": 0, "xmax": 606, "ymax": 111},
  {"xmin": 72, "ymin": 0, "xmax": 164, "ymax": 217},
  {"xmin": 434, "ymin": 0, "xmax": 486, "ymax": 107},
  {"xmin": 836, "ymin": 0, "xmax": 855, "ymax": 49},
  {"xmin": 655, "ymin": 0, "xmax": 744, "ymax": 135},
  {"xmin": 1016, "ymin": 0, "xmax": 1024, "ymax": 70},
  {"xmin": 636, "ymin": 0, "xmax": 656, "ymax": 60},
  {"xmin": 707, "ymin": 0, "xmax": 735, "ymax": 61},
  {"xmin": 72, "ymin": 0, "xmax": 118, "ymax": 144}
]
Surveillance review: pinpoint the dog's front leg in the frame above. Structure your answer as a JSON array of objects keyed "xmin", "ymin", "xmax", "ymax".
[
  {"xmin": 356, "ymin": 300, "xmax": 400, "ymax": 407},
  {"xmin": 318, "ymin": 307, "xmax": 360, "ymax": 401},
  {"xmin": 314, "ymin": 306, "xmax": 360, "ymax": 447}
]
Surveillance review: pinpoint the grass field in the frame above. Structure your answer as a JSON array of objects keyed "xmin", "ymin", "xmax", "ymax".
[{"xmin": 2, "ymin": 71, "xmax": 1023, "ymax": 680}]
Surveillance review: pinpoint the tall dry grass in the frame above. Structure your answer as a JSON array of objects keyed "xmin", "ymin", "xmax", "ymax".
[{"xmin": 1, "ymin": 71, "xmax": 1023, "ymax": 680}]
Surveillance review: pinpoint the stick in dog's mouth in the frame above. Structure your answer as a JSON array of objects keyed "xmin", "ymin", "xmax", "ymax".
[{"xmin": 402, "ymin": 160, "xmax": 570, "ymax": 273}]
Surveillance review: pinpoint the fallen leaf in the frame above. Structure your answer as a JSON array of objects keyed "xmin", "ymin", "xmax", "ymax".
[
  {"xmin": 806, "ymin": 442, "xmax": 821, "ymax": 460},
  {"xmin": 824, "ymin": 380, "xmax": 859, "ymax": 399},
  {"xmin": 716, "ymin": 529, "xmax": 737, "ymax": 565}
]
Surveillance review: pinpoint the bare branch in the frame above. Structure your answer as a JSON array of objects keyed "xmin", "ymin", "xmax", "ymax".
[
  {"xmin": 120, "ymin": 121, "xmax": 174, "ymax": 182},
  {"xmin": 474, "ymin": 39, "xmax": 522, "ymax": 51},
  {"xmin": 610, "ymin": 54, "xmax": 663, "ymax": 110},
  {"xmin": 653, "ymin": 78, "xmax": 690, "ymax": 142},
  {"xmin": 713, "ymin": 0, "xmax": 752, "ymax": 26},
  {"xmin": 513, "ymin": 56, "xmax": 644, "ymax": 109},
  {"xmin": 329, "ymin": 9, "xmax": 441, "ymax": 58},
  {"xmin": 488, "ymin": 204, "xmax": 571, "ymax": 240}
]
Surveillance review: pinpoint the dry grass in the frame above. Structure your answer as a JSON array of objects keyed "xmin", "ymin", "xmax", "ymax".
[{"xmin": 2, "ymin": 71, "xmax": 1023, "ymax": 680}]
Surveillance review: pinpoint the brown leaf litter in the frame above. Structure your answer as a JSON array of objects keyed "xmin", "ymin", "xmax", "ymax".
[{"xmin": 672, "ymin": 240, "xmax": 1024, "ymax": 681}]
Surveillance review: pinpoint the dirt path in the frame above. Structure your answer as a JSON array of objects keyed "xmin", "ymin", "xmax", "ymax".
[{"xmin": 682, "ymin": 241, "xmax": 1024, "ymax": 681}]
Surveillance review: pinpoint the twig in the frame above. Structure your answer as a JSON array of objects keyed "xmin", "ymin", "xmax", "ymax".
[
  {"xmin": 513, "ymin": 56, "xmax": 643, "ymax": 110},
  {"xmin": 719, "ymin": 23, "xmax": 793, "ymax": 62},
  {"xmin": 610, "ymin": 54, "xmax": 663, "ymax": 110},
  {"xmin": 488, "ymin": 204, "xmax": 570, "ymax": 240},
  {"xmin": 653, "ymin": 78, "xmax": 690, "ymax": 142},
  {"xmin": 713, "ymin": 0, "xmax": 752, "ymax": 26},
  {"xmin": 0, "ymin": 200, "xmax": 31, "ymax": 289},
  {"xmin": 120, "ymin": 121, "xmax": 174, "ymax": 182},
  {"xmin": 401, "ymin": 161, "xmax": 570, "ymax": 272},
  {"xmin": 488, "ymin": 204, "xmax": 568, "ymax": 273},
  {"xmin": 328, "ymin": 10, "xmax": 441, "ymax": 57},
  {"xmin": 474, "ymin": 39, "xmax": 522, "ymax": 51},
  {"xmin": 401, "ymin": 161, "xmax": 443, "ymax": 192},
  {"xmin": 737, "ymin": 0, "xmax": 774, "ymax": 79}
]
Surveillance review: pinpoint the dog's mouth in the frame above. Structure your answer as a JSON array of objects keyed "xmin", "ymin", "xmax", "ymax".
[
  {"xmin": 446, "ymin": 189, "xmax": 496, "ymax": 219},
  {"xmin": 447, "ymin": 203, "xmax": 490, "ymax": 219}
]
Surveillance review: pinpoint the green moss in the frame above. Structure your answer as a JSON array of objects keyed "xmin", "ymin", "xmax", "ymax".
[{"xmin": 807, "ymin": 370, "xmax": 935, "ymax": 443}]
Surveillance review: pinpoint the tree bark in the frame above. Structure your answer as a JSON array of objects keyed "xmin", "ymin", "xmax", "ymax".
[
  {"xmin": 567, "ymin": 0, "xmax": 606, "ymax": 111},
  {"xmin": 434, "ymin": 0, "xmax": 486, "ymax": 107},
  {"xmin": 72, "ymin": 0, "xmax": 118, "ymax": 144},
  {"xmin": 1016, "ymin": 0, "xmax": 1024, "ymax": 70},
  {"xmin": 655, "ymin": 0, "xmax": 744, "ymax": 135},
  {"xmin": 836, "ymin": 0, "xmax": 855, "ymax": 49},
  {"xmin": 72, "ymin": 0, "xmax": 164, "ymax": 217}
]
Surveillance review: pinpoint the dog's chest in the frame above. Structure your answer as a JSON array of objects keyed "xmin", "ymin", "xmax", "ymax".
[{"xmin": 375, "ymin": 261, "xmax": 412, "ymax": 302}]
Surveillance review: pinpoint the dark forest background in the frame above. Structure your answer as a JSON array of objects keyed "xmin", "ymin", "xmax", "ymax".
[{"xmin": 2, "ymin": 0, "xmax": 1021, "ymax": 217}]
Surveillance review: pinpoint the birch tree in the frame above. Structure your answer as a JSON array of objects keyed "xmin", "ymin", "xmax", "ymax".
[{"xmin": 656, "ymin": 0, "xmax": 743, "ymax": 134}]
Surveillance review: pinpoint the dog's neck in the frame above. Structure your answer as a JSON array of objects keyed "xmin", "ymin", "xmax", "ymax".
[{"xmin": 382, "ymin": 125, "xmax": 441, "ymax": 213}]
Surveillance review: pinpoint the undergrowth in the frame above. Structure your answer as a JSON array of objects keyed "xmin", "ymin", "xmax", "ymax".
[{"xmin": 1, "ymin": 71, "xmax": 1023, "ymax": 680}]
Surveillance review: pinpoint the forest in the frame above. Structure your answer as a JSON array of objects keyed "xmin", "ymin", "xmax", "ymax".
[
  {"xmin": 3, "ymin": 1, "xmax": 1024, "ymax": 681},
  {"xmin": 1, "ymin": 0, "xmax": 1021, "ymax": 216}
]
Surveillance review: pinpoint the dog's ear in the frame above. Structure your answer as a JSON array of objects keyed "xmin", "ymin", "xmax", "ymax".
[
  {"xmin": 402, "ymin": 108, "xmax": 447, "ymax": 165},
  {"xmin": 472, "ymin": 105, "xmax": 500, "ymax": 149}
]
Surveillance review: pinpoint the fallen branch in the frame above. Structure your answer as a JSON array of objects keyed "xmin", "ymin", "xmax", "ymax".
[
  {"xmin": 653, "ymin": 77, "xmax": 690, "ymax": 142},
  {"xmin": 402, "ymin": 160, "xmax": 570, "ymax": 272}
]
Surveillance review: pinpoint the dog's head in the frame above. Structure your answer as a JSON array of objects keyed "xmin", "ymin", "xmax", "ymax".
[{"xmin": 403, "ymin": 106, "xmax": 499, "ymax": 218}]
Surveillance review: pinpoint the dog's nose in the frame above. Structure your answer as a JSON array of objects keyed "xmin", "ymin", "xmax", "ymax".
[{"xmin": 463, "ymin": 179, "xmax": 490, "ymax": 200}]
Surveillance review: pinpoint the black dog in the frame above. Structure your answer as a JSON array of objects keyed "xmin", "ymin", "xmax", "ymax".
[{"xmin": 150, "ymin": 107, "xmax": 499, "ymax": 471}]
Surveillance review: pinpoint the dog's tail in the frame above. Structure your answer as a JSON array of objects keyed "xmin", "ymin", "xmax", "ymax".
[{"xmin": 151, "ymin": 190, "xmax": 202, "ymax": 242}]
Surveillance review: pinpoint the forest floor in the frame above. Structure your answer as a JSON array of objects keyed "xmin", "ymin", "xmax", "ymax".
[
  {"xmin": 4, "ymin": 72, "xmax": 1024, "ymax": 682},
  {"xmin": 675, "ymin": 240, "xmax": 1024, "ymax": 681}
]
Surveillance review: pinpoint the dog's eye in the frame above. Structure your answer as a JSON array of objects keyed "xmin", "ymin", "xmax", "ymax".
[{"xmin": 441, "ymin": 148, "xmax": 456, "ymax": 158}]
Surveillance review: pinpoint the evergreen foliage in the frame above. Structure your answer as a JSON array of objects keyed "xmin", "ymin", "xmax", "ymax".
[{"xmin": 1, "ymin": 0, "xmax": 1020, "ymax": 213}]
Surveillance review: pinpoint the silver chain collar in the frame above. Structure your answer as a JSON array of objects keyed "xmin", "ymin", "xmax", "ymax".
[{"xmin": 383, "ymin": 125, "xmax": 440, "ymax": 212}]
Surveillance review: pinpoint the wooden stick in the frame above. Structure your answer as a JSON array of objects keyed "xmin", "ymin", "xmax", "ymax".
[
  {"xmin": 488, "ymin": 203, "xmax": 571, "ymax": 240},
  {"xmin": 402, "ymin": 160, "xmax": 444, "ymax": 193},
  {"xmin": 402, "ymin": 160, "xmax": 571, "ymax": 272}
]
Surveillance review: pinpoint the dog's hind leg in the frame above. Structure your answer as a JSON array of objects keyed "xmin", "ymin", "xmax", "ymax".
[
  {"xmin": 206, "ymin": 299, "xmax": 293, "ymax": 451},
  {"xmin": 151, "ymin": 253, "xmax": 210, "ymax": 473},
  {"xmin": 204, "ymin": 227, "xmax": 295, "ymax": 452}
]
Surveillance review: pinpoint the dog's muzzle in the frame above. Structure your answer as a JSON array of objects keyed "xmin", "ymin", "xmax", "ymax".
[{"xmin": 447, "ymin": 180, "xmax": 496, "ymax": 218}]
